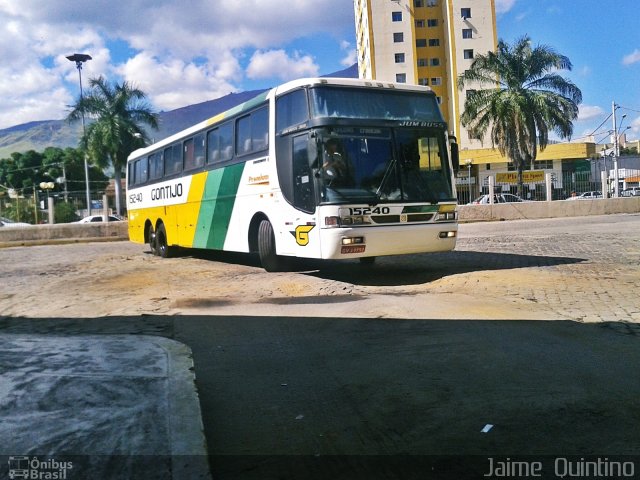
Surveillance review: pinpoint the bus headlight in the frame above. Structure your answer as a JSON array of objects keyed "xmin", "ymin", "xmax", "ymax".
[
  {"xmin": 439, "ymin": 231, "xmax": 457, "ymax": 238},
  {"xmin": 436, "ymin": 204, "xmax": 457, "ymax": 221},
  {"xmin": 325, "ymin": 216, "xmax": 340, "ymax": 227},
  {"xmin": 325, "ymin": 216, "xmax": 371, "ymax": 227},
  {"xmin": 436, "ymin": 212, "xmax": 457, "ymax": 221},
  {"xmin": 342, "ymin": 237, "xmax": 364, "ymax": 245}
]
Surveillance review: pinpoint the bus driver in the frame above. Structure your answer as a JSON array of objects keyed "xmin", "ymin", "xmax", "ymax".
[{"xmin": 322, "ymin": 138, "xmax": 350, "ymax": 184}]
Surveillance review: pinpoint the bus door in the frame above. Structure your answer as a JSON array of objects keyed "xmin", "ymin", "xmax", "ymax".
[{"xmin": 289, "ymin": 133, "xmax": 320, "ymax": 257}]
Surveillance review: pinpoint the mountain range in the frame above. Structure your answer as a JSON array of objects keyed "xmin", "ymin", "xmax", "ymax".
[{"xmin": 0, "ymin": 65, "xmax": 358, "ymax": 159}]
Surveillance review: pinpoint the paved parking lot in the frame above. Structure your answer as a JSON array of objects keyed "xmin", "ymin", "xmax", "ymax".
[{"xmin": 2, "ymin": 213, "xmax": 638, "ymax": 323}]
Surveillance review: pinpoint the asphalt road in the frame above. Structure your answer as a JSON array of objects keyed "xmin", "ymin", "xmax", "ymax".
[
  {"xmin": 1, "ymin": 214, "xmax": 639, "ymax": 479},
  {"xmin": 175, "ymin": 315, "xmax": 640, "ymax": 479}
]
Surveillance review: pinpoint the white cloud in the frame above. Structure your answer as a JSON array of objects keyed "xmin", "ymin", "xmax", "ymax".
[
  {"xmin": 578, "ymin": 105, "xmax": 605, "ymax": 122},
  {"xmin": 340, "ymin": 40, "xmax": 357, "ymax": 67},
  {"xmin": 246, "ymin": 50, "xmax": 319, "ymax": 81},
  {"xmin": 578, "ymin": 65, "xmax": 592, "ymax": 77},
  {"xmin": 0, "ymin": 0, "xmax": 355, "ymax": 129},
  {"xmin": 117, "ymin": 52, "xmax": 239, "ymax": 111},
  {"xmin": 630, "ymin": 116, "xmax": 640, "ymax": 136},
  {"xmin": 495, "ymin": 0, "xmax": 517, "ymax": 14},
  {"xmin": 622, "ymin": 49, "xmax": 640, "ymax": 66}
]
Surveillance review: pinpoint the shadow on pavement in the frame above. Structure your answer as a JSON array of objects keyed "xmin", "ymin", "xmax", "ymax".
[
  {"xmin": 177, "ymin": 248, "xmax": 587, "ymax": 287},
  {"xmin": 1, "ymin": 315, "xmax": 638, "ymax": 480}
]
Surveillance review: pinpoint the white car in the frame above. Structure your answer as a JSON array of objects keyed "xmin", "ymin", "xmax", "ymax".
[
  {"xmin": 470, "ymin": 193, "xmax": 526, "ymax": 204},
  {"xmin": 621, "ymin": 187, "xmax": 640, "ymax": 197},
  {"xmin": 75, "ymin": 215, "xmax": 123, "ymax": 223},
  {"xmin": 567, "ymin": 191, "xmax": 602, "ymax": 200},
  {"xmin": 0, "ymin": 216, "xmax": 31, "ymax": 227}
]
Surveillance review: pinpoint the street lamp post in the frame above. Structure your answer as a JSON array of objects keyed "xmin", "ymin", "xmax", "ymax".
[
  {"xmin": 39, "ymin": 181, "xmax": 55, "ymax": 224},
  {"xmin": 465, "ymin": 159, "xmax": 473, "ymax": 203},
  {"xmin": 66, "ymin": 53, "xmax": 92, "ymax": 215}
]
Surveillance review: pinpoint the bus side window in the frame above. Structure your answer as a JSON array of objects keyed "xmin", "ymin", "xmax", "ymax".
[
  {"xmin": 276, "ymin": 89, "xmax": 309, "ymax": 133},
  {"xmin": 135, "ymin": 157, "xmax": 148, "ymax": 184},
  {"xmin": 219, "ymin": 123, "xmax": 233, "ymax": 161},
  {"xmin": 164, "ymin": 144, "xmax": 183, "ymax": 176},
  {"xmin": 252, "ymin": 107, "xmax": 269, "ymax": 152},
  {"xmin": 128, "ymin": 162, "xmax": 135, "ymax": 187},
  {"xmin": 172, "ymin": 144, "xmax": 183, "ymax": 174},
  {"xmin": 182, "ymin": 134, "xmax": 205, "ymax": 170},
  {"xmin": 236, "ymin": 115, "xmax": 251, "ymax": 155},
  {"xmin": 149, "ymin": 152, "xmax": 164, "ymax": 180},
  {"xmin": 183, "ymin": 138, "xmax": 195, "ymax": 170},
  {"xmin": 236, "ymin": 107, "xmax": 268, "ymax": 156},
  {"xmin": 194, "ymin": 134, "xmax": 205, "ymax": 167},
  {"xmin": 207, "ymin": 129, "xmax": 220, "ymax": 164}
]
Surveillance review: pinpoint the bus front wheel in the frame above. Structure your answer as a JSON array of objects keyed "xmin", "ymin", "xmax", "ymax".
[
  {"xmin": 155, "ymin": 224, "xmax": 175, "ymax": 258},
  {"xmin": 258, "ymin": 220, "xmax": 285, "ymax": 272}
]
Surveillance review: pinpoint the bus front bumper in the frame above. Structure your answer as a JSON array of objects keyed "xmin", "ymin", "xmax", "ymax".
[{"xmin": 318, "ymin": 223, "xmax": 457, "ymax": 260}]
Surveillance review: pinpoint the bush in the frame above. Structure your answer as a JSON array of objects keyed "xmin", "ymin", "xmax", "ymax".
[
  {"xmin": 2, "ymin": 200, "xmax": 35, "ymax": 224},
  {"xmin": 54, "ymin": 202, "xmax": 79, "ymax": 223}
]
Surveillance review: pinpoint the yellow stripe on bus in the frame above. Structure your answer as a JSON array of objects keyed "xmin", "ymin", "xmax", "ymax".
[{"xmin": 176, "ymin": 171, "xmax": 209, "ymax": 248}]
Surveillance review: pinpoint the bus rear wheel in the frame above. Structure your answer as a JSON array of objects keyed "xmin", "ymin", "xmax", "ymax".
[
  {"xmin": 258, "ymin": 220, "xmax": 286, "ymax": 272},
  {"xmin": 155, "ymin": 224, "xmax": 175, "ymax": 258}
]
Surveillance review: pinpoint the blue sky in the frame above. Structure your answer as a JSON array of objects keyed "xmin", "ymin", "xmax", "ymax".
[
  {"xmin": 496, "ymin": 0, "xmax": 640, "ymax": 143},
  {"xmin": 0, "ymin": 0, "xmax": 638, "ymax": 145}
]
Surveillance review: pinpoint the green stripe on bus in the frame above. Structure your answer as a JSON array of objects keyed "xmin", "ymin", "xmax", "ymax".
[
  {"xmin": 401, "ymin": 205, "xmax": 440, "ymax": 213},
  {"xmin": 193, "ymin": 163, "xmax": 246, "ymax": 249}
]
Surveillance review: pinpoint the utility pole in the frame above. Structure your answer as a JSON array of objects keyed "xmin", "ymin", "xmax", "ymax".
[{"xmin": 612, "ymin": 101, "xmax": 620, "ymax": 198}]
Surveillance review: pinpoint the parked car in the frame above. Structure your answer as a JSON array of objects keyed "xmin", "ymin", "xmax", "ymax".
[
  {"xmin": 567, "ymin": 191, "xmax": 602, "ymax": 200},
  {"xmin": 621, "ymin": 187, "xmax": 640, "ymax": 197},
  {"xmin": 74, "ymin": 215, "xmax": 123, "ymax": 223},
  {"xmin": 0, "ymin": 216, "xmax": 31, "ymax": 227},
  {"xmin": 470, "ymin": 193, "xmax": 526, "ymax": 204}
]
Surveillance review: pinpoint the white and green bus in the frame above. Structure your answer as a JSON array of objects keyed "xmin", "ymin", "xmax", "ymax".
[{"xmin": 126, "ymin": 77, "xmax": 460, "ymax": 271}]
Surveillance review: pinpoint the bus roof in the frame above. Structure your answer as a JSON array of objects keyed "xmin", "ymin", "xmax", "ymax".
[
  {"xmin": 128, "ymin": 77, "xmax": 435, "ymax": 161},
  {"xmin": 274, "ymin": 77, "xmax": 434, "ymax": 96}
]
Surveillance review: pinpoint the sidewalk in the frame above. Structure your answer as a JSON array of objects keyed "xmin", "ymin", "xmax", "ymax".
[{"xmin": 0, "ymin": 334, "xmax": 210, "ymax": 480}]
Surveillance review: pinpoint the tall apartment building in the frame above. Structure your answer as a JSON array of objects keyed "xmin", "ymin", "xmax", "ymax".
[{"xmin": 354, "ymin": 0, "xmax": 497, "ymax": 150}]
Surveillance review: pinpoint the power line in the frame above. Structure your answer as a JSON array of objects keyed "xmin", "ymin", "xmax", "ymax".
[
  {"xmin": 618, "ymin": 105, "xmax": 640, "ymax": 114},
  {"xmin": 0, "ymin": 162, "xmax": 64, "ymax": 175},
  {"xmin": 587, "ymin": 112, "xmax": 613, "ymax": 138}
]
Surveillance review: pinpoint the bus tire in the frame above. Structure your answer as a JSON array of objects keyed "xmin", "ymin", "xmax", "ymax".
[
  {"xmin": 156, "ymin": 223, "xmax": 175, "ymax": 258},
  {"xmin": 258, "ymin": 220, "xmax": 285, "ymax": 272},
  {"xmin": 148, "ymin": 225, "xmax": 158, "ymax": 255}
]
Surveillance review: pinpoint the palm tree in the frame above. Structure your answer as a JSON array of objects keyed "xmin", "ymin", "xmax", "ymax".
[
  {"xmin": 458, "ymin": 35, "xmax": 582, "ymax": 196},
  {"xmin": 67, "ymin": 76, "xmax": 159, "ymax": 215}
]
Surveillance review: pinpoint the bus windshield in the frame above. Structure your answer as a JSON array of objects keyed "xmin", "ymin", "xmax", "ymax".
[
  {"xmin": 316, "ymin": 128, "xmax": 455, "ymax": 204},
  {"xmin": 309, "ymin": 86, "xmax": 443, "ymax": 122}
]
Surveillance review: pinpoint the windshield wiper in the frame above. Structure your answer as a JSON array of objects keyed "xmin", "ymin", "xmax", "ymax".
[{"xmin": 375, "ymin": 158, "xmax": 397, "ymax": 199}]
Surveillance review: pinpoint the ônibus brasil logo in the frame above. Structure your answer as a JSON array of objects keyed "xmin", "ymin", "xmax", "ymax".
[{"xmin": 7, "ymin": 456, "xmax": 73, "ymax": 479}]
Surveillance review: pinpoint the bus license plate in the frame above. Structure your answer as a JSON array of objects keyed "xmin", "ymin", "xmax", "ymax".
[{"xmin": 341, "ymin": 245, "xmax": 366, "ymax": 254}]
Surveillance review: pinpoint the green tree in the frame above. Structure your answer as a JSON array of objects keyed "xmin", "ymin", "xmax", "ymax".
[
  {"xmin": 458, "ymin": 35, "xmax": 582, "ymax": 196},
  {"xmin": 67, "ymin": 76, "xmax": 159, "ymax": 215},
  {"xmin": 3, "ymin": 197, "xmax": 36, "ymax": 224},
  {"xmin": 0, "ymin": 150, "xmax": 44, "ymax": 195},
  {"xmin": 42, "ymin": 147, "xmax": 109, "ymax": 202}
]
